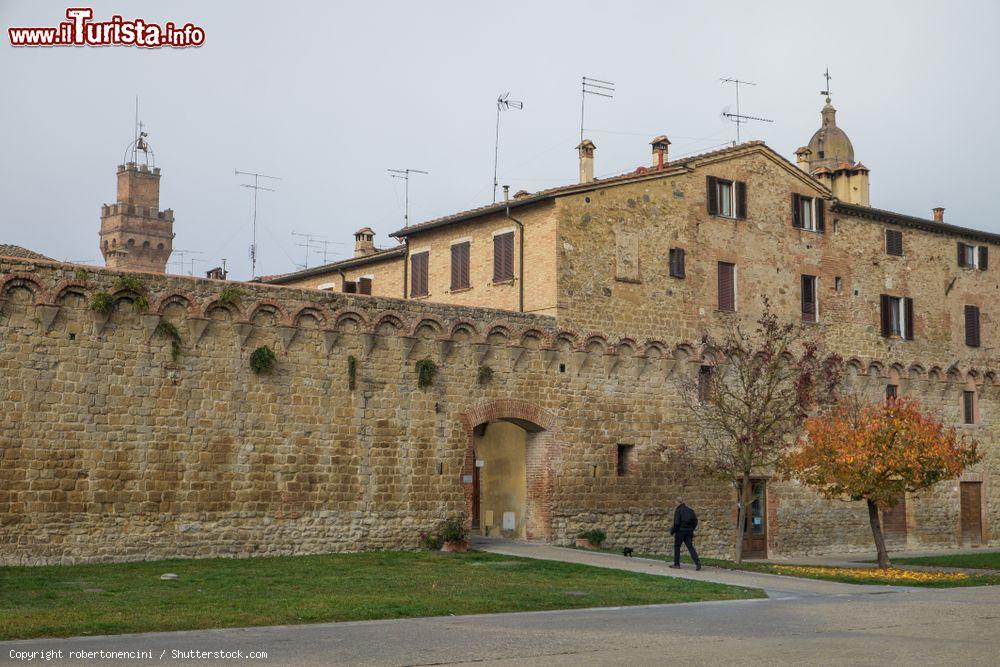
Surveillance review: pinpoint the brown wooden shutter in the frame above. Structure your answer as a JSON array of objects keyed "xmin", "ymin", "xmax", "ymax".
[
  {"xmin": 343, "ymin": 280, "xmax": 358, "ymax": 294},
  {"xmin": 358, "ymin": 277, "xmax": 372, "ymax": 295},
  {"xmin": 493, "ymin": 235, "xmax": 503, "ymax": 282},
  {"xmin": 792, "ymin": 194, "xmax": 802, "ymax": 228},
  {"xmin": 880, "ymin": 294, "xmax": 891, "ymax": 337},
  {"xmin": 735, "ymin": 181, "xmax": 747, "ymax": 219},
  {"xmin": 886, "ymin": 230, "xmax": 903, "ymax": 256},
  {"xmin": 958, "ymin": 242, "xmax": 966, "ymax": 267},
  {"xmin": 815, "ymin": 199, "xmax": 825, "ymax": 232},
  {"xmin": 410, "ymin": 252, "xmax": 428, "ymax": 297},
  {"xmin": 718, "ymin": 262, "xmax": 735, "ymax": 311},
  {"xmin": 903, "ymin": 297, "xmax": 914, "ymax": 340},
  {"xmin": 801, "ymin": 276, "xmax": 816, "ymax": 322},
  {"xmin": 965, "ymin": 305, "xmax": 981, "ymax": 347},
  {"xmin": 979, "ymin": 246, "xmax": 988, "ymax": 270},
  {"xmin": 492, "ymin": 232, "xmax": 514, "ymax": 282},
  {"xmin": 503, "ymin": 233, "xmax": 514, "ymax": 281},
  {"xmin": 677, "ymin": 247, "xmax": 685, "ymax": 278},
  {"xmin": 450, "ymin": 242, "xmax": 469, "ymax": 289},
  {"xmin": 707, "ymin": 176, "xmax": 719, "ymax": 215},
  {"xmin": 461, "ymin": 242, "xmax": 470, "ymax": 288}
]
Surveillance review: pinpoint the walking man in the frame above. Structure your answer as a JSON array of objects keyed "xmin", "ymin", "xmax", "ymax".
[{"xmin": 669, "ymin": 497, "xmax": 702, "ymax": 570}]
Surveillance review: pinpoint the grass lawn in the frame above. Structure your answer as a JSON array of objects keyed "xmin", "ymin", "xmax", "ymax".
[
  {"xmin": 888, "ymin": 551, "xmax": 1000, "ymax": 571},
  {"xmin": 0, "ymin": 550, "xmax": 764, "ymax": 640}
]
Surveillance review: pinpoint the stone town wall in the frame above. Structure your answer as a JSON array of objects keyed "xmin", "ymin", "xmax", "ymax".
[{"xmin": 0, "ymin": 258, "xmax": 995, "ymax": 565}]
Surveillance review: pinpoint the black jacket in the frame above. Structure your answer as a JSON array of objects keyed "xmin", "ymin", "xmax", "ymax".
[{"xmin": 671, "ymin": 503, "xmax": 698, "ymax": 535}]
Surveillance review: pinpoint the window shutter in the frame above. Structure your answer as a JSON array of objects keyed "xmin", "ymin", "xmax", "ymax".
[
  {"xmin": 903, "ymin": 297, "xmax": 914, "ymax": 340},
  {"xmin": 358, "ymin": 277, "xmax": 372, "ymax": 295},
  {"xmin": 450, "ymin": 244, "xmax": 460, "ymax": 289},
  {"xmin": 801, "ymin": 276, "xmax": 816, "ymax": 321},
  {"xmin": 461, "ymin": 243, "xmax": 470, "ymax": 288},
  {"xmin": 880, "ymin": 294, "xmax": 891, "ymax": 337},
  {"xmin": 707, "ymin": 176, "xmax": 719, "ymax": 215},
  {"xmin": 411, "ymin": 252, "xmax": 428, "ymax": 297},
  {"xmin": 493, "ymin": 235, "xmax": 502, "ymax": 282},
  {"xmin": 815, "ymin": 199, "xmax": 825, "ymax": 233},
  {"xmin": 718, "ymin": 263, "xmax": 735, "ymax": 311},
  {"xmin": 735, "ymin": 181, "xmax": 747, "ymax": 219},
  {"xmin": 493, "ymin": 232, "xmax": 514, "ymax": 282},
  {"xmin": 677, "ymin": 247, "xmax": 685, "ymax": 278},
  {"xmin": 343, "ymin": 281, "xmax": 358, "ymax": 294},
  {"xmin": 792, "ymin": 194, "xmax": 802, "ymax": 229},
  {"xmin": 965, "ymin": 305, "xmax": 981, "ymax": 347},
  {"xmin": 958, "ymin": 242, "xmax": 966, "ymax": 267},
  {"xmin": 979, "ymin": 246, "xmax": 989, "ymax": 270},
  {"xmin": 886, "ymin": 230, "xmax": 903, "ymax": 256}
]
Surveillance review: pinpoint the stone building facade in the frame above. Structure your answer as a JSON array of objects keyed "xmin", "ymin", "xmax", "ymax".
[{"xmin": 0, "ymin": 95, "xmax": 995, "ymax": 564}]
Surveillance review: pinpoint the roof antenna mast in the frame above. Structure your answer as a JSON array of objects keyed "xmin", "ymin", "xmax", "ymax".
[
  {"xmin": 821, "ymin": 66, "xmax": 832, "ymax": 101},
  {"xmin": 388, "ymin": 168, "xmax": 429, "ymax": 227},
  {"xmin": 235, "ymin": 169, "xmax": 281, "ymax": 278},
  {"xmin": 493, "ymin": 92, "xmax": 524, "ymax": 203},
  {"xmin": 581, "ymin": 76, "xmax": 615, "ymax": 142},
  {"xmin": 719, "ymin": 77, "xmax": 773, "ymax": 144}
]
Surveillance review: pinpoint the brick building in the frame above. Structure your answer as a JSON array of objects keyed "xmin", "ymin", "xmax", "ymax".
[{"xmin": 0, "ymin": 94, "xmax": 994, "ymax": 564}]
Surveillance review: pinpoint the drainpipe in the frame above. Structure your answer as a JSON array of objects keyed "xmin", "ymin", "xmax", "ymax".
[
  {"xmin": 338, "ymin": 269, "xmax": 347, "ymax": 291},
  {"xmin": 503, "ymin": 185, "xmax": 525, "ymax": 313}
]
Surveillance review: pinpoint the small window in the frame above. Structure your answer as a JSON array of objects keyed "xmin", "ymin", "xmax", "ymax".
[
  {"xmin": 450, "ymin": 241, "xmax": 470, "ymax": 290},
  {"xmin": 958, "ymin": 242, "xmax": 988, "ymax": 271},
  {"xmin": 616, "ymin": 444, "xmax": 635, "ymax": 477},
  {"xmin": 886, "ymin": 384, "xmax": 898, "ymax": 401},
  {"xmin": 880, "ymin": 295, "xmax": 914, "ymax": 340},
  {"xmin": 792, "ymin": 194, "xmax": 825, "ymax": 232},
  {"xmin": 834, "ymin": 276, "xmax": 843, "ymax": 292},
  {"xmin": 358, "ymin": 277, "xmax": 372, "ymax": 295},
  {"xmin": 493, "ymin": 232, "xmax": 514, "ymax": 282},
  {"xmin": 718, "ymin": 262, "xmax": 736, "ymax": 312},
  {"xmin": 885, "ymin": 230, "xmax": 903, "ymax": 256},
  {"xmin": 706, "ymin": 176, "xmax": 746, "ymax": 219},
  {"xmin": 410, "ymin": 251, "xmax": 429, "ymax": 297},
  {"xmin": 698, "ymin": 365, "xmax": 713, "ymax": 403},
  {"xmin": 343, "ymin": 280, "xmax": 358, "ymax": 294},
  {"xmin": 965, "ymin": 305, "xmax": 981, "ymax": 348},
  {"xmin": 801, "ymin": 275, "xmax": 818, "ymax": 323},
  {"xmin": 669, "ymin": 248, "xmax": 686, "ymax": 278},
  {"xmin": 963, "ymin": 390, "xmax": 976, "ymax": 425}
]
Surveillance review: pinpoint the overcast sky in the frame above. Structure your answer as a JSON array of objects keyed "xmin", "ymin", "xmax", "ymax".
[{"xmin": 2, "ymin": 1, "xmax": 998, "ymax": 280}]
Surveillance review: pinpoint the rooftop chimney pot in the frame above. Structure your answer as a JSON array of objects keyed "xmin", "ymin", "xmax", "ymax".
[
  {"xmin": 354, "ymin": 227, "xmax": 376, "ymax": 257},
  {"xmin": 650, "ymin": 135, "xmax": 671, "ymax": 169},
  {"xmin": 576, "ymin": 139, "xmax": 596, "ymax": 184},
  {"xmin": 932, "ymin": 207, "xmax": 945, "ymax": 222}
]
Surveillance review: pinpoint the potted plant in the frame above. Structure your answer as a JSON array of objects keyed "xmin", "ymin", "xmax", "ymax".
[
  {"xmin": 438, "ymin": 518, "xmax": 470, "ymax": 553},
  {"xmin": 575, "ymin": 528, "xmax": 606, "ymax": 549}
]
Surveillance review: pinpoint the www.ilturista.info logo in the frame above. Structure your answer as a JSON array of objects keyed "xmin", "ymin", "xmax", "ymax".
[{"xmin": 8, "ymin": 7, "xmax": 205, "ymax": 48}]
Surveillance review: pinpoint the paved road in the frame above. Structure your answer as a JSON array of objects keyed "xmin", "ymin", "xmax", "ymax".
[{"xmin": 3, "ymin": 543, "xmax": 998, "ymax": 666}]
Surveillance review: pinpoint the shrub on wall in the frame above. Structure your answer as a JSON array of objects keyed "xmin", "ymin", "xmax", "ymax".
[
  {"xmin": 113, "ymin": 276, "xmax": 148, "ymax": 312},
  {"xmin": 89, "ymin": 292, "xmax": 115, "ymax": 316},
  {"xmin": 347, "ymin": 355, "xmax": 357, "ymax": 390},
  {"xmin": 576, "ymin": 529, "xmax": 607, "ymax": 547},
  {"xmin": 154, "ymin": 320, "xmax": 183, "ymax": 362},
  {"xmin": 219, "ymin": 284, "xmax": 244, "ymax": 307},
  {"xmin": 249, "ymin": 345, "xmax": 277, "ymax": 375},
  {"xmin": 416, "ymin": 359, "xmax": 437, "ymax": 388}
]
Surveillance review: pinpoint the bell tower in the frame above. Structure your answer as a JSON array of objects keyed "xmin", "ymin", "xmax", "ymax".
[{"xmin": 99, "ymin": 117, "xmax": 174, "ymax": 273}]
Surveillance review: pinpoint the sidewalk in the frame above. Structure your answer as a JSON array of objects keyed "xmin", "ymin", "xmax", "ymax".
[
  {"xmin": 474, "ymin": 537, "xmax": 915, "ymax": 598},
  {"xmin": 766, "ymin": 546, "xmax": 1000, "ymax": 574}
]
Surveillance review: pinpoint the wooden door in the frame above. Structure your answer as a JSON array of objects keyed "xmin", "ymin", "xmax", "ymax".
[
  {"xmin": 881, "ymin": 496, "xmax": 907, "ymax": 546},
  {"xmin": 960, "ymin": 482, "xmax": 983, "ymax": 546},
  {"xmin": 741, "ymin": 479, "xmax": 767, "ymax": 558}
]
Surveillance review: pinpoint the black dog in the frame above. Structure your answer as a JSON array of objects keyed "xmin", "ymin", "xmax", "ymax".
[{"xmin": 622, "ymin": 547, "xmax": 634, "ymax": 558}]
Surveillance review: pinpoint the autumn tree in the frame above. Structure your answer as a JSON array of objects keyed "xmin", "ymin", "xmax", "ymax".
[
  {"xmin": 674, "ymin": 299, "xmax": 843, "ymax": 562},
  {"xmin": 785, "ymin": 396, "xmax": 981, "ymax": 568}
]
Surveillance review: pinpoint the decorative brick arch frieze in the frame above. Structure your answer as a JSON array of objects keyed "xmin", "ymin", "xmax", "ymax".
[{"xmin": 459, "ymin": 399, "xmax": 558, "ymax": 540}]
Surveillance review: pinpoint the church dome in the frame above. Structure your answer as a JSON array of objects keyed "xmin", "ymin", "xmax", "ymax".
[{"xmin": 806, "ymin": 98, "xmax": 854, "ymax": 169}]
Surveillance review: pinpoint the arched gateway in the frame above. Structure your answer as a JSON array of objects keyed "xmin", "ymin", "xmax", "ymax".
[{"xmin": 459, "ymin": 400, "xmax": 557, "ymax": 540}]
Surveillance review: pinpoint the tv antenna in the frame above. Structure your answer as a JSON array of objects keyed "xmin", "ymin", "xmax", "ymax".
[
  {"xmin": 581, "ymin": 76, "xmax": 615, "ymax": 142},
  {"xmin": 291, "ymin": 231, "xmax": 328, "ymax": 269},
  {"xmin": 123, "ymin": 96, "xmax": 155, "ymax": 167},
  {"xmin": 719, "ymin": 77, "xmax": 773, "ymax": 144},
  {"xmin": 820, "ymin": 66, "xmax": 832, "ymax": 100},
  {"xmin": 169, "ymin": 249, "xmax": 201, "ymax": 276},
  {"xmin": 493, "ymin": 92, "xmax": 524, "ymax": 203},
  {"xmin": 235, "ymin": 169, "xmax": 281, "ymax": 278},
  {"xmin": 388, "ymin": 168, "xmax": 428, "ymax": 227}
]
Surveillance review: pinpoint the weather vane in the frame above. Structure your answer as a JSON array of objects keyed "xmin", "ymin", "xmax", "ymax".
[{"xmin": 821, "ymin": 67, "xmax": 832, "ymax": 100}]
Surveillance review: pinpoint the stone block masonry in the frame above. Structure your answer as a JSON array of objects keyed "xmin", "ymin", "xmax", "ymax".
[{"xmin": 0, "ymin": 257, "xmax": 996, "ymax": 564}]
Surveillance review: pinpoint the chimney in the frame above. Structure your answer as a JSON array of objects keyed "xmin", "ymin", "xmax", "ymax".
[
  {"xmin": 794, "ymin": 146, "xmax": 812, "ymax": 172},
  {"xmin": 650, "ymin": 136, "xmax": 671, "ymax": 169},
  {"xmin": 503, "ymin": 185, "xmax": 510, "ymax": 203},
  {"xmin": 932, "ymin": 207, "xmax": 945, "ymax": 223},
  {"xmin": 576, "ymin": 139, "xmax": 596, "ymax": 184},
  {"xmin": 354, "ymin": 227, "xmax": 376, "ymax": 257}
]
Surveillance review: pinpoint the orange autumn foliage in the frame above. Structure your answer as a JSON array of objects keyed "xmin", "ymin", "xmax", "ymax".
[{"xmin": 786, "ymin": 397, "xmax": 981, "ymax": 508}]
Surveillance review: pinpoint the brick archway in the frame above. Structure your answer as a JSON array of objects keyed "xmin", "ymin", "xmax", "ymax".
[{"xmin": 459, "ymin": 399, "xmax": 557, "ymax": 540}]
